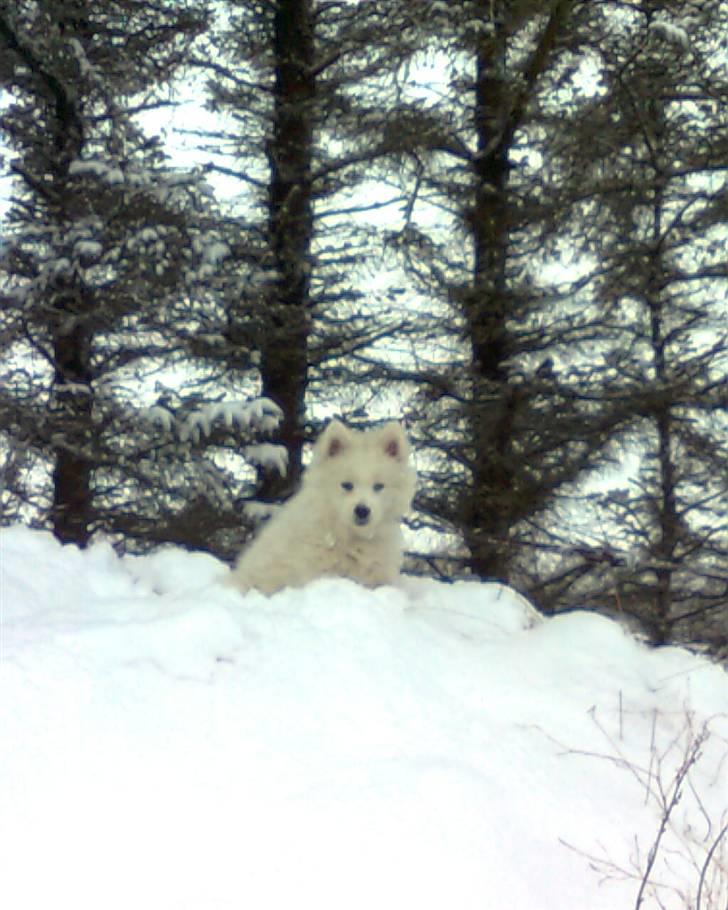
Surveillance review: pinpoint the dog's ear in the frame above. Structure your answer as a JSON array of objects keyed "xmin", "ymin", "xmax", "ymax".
[
  {"xmin": 380, "ymin": 422, "xmax": 409, "ymax": 462},
  {"xmin": 315, "ymin": 419, "xmax": 350, "ymax": 460}
]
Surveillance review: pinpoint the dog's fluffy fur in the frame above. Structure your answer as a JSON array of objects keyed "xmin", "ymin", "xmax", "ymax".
[{"xmin": 228, "ymin": 420, "xmax": 416, "ymax": 595}]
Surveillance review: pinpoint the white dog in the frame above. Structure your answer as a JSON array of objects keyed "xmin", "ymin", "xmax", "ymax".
[{"xmin": 228, "ymin": 420, "xmax": 416, "ymax": 594}]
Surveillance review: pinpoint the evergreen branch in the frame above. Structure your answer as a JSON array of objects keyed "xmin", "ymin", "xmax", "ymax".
[
  {"xmin": 0, "ymin": 12, "xmax": 83, "ymax": 150},
  {"xmin": 506, "ymin": 0, "xmax": 575, "ymax": 144}
]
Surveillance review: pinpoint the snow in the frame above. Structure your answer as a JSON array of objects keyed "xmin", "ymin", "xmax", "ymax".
[
  {"xmin": 68, "ymin": 37, "xmax": 93, "ymax": 79},
  {"xmin": 73, "ymin": 239, "xmax": 103, "ymax": 261},
  {"xmin": 143, "ymin": 404, "xmax": 176, "ymax": 434},
  {"xmin": 133, "ymin": 397, "xmax": 284, "ymax": 448},
  {"xmin": 179, "ymin": 398, "xmax": 283, "ymax": 443},
  {"xmin": 649, "ymin": 19, "xmax": 690, "ymax": 49},
  {"xmin": 191, "ymin": 233, "xmax": 231, "ymax": 276},
  {"xmin": 1, "ymin": 525, "xmax": 726, "ymax": 910},
  {"xmin": 243, "ymin": 442, "xmax": 288, "ymax": 475},
  {"xmin": 69, "ymin": 159, "xmax": 125, "ymax": 185}
]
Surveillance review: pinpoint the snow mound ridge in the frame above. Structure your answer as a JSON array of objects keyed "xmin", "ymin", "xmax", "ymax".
[{"xmin": 1, "ymin": 526, "xmax": 726, "ymax": 910}]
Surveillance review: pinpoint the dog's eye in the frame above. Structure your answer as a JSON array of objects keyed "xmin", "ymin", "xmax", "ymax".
[
  {"xmin": 373, "ymin": 482, "xmax": 385, "ymax": 492},
  {"xmin": 341, "ymin": 481, "xmax": 353, "ymax": 492}
]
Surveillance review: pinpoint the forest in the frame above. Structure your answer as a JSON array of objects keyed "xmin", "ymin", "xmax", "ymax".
[{"xmin": 0, "ymin": 0, "xmax": 726, "ymax": 654}]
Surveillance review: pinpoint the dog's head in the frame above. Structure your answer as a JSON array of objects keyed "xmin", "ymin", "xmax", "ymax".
[{"xmin": 308, "ymin": 420, "xmax": 416, "ymax": 538}]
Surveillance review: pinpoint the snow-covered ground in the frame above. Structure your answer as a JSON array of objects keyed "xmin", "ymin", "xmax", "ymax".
[{"xmin": 1, "ymin": 525, "xmax": 726, "ymax": 910}]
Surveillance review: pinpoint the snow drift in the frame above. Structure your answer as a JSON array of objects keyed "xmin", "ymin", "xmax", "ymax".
[{"xmin": 1, "ymin": 526, "xmax": 726, "ymax": 910}]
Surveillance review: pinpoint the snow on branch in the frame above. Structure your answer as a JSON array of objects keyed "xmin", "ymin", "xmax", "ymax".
[
  {"xmin": 69, "ymin": 158, "xmax": 125, "ymax": 185},
  {"xmin": 142, "ymin": 397, "xmax": 283, "ymax": 444},
  {"xmin": 67, "ymin": 37, "xmax": 93, "ymax": 79},
  {"xmin": 180, "ymin": 398, "xmax": 282, "ymax": 442},
  {"xmin": 243, "ymin": 500, "xmax": 278, "ymax": 523},
  {"xmin": 649, "ymin": 19, "xmax": 690, "ymax": 50},
  {"xmin": 243, "ymin": 443, "xmax": 288, "ymax": 476},
  {"xmin": 144, "ymin": 405, "xmax": 176, "ymax": 434}
]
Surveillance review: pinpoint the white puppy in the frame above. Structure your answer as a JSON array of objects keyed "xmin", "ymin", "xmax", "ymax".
[{"xmin": 228, "ymin": 420, "xmax": 416, "ymax": 594}]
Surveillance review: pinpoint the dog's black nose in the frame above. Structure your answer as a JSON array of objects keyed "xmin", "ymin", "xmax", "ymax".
[{"xmin": 354, "ymin": 504, "xmax": 370, "ymax": 524}]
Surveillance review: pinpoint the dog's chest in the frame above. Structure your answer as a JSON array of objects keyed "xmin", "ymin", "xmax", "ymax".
[{"xmin": 322, "ymin": 533, "xmax": 394, "ymax": 585}]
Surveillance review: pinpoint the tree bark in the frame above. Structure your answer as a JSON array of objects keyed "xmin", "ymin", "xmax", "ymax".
[
  {"xmin": 50, "ymin": 299, "xmax": 94, "ymax": 547},
  {"xmin": 462, "ymin": 0, "xmax": 573, "ymax": 581},
  {"xmin": 259, "ymin": 0, "xmax": 315, "ymax": 499},
  {"xmin": 12, "ymin": 6, "xmax": 94, "ymax": 547},
  {"xmin": 462, "ymin": 0, "xmax": 515, "ymax": 580}
]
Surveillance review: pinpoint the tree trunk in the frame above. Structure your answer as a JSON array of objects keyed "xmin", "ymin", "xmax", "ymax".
[
  {"xmin": 47, "ymin": 11, "xmax": 92, "ymax": 547},
  {"xmin": 259, "ymin": 0, "xmax": 315, "ymax": 500},
  {"xmin": 462, "ymin": 1, "xmax": 516, "ymax": 580},
  {"xmin": 647, "ymin": 198, "xmax": 678, "ymax": 644},
  {"xmin": 50, "ymin": 312, "xmax": 93, "ymax": 547},
  {"xmin": 461, "ymin": 0, "xmax": 572, "ymax": 582}
]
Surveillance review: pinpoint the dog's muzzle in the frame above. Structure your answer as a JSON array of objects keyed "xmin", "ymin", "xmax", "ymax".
[{"xmin": 354, "ymin": 504, "xmax": 371, "ymax": 525}]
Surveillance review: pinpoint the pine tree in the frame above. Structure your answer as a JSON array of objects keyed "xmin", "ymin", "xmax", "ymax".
[
  {"xmin": 542, "ymin": 0, "xmax": 728, "ymax": 646},
  {"xmin": 378, "ymin": 0, "xmax": 633, "ymax": 583},
  {"xmin": 0, "ymin": 1, "xmax": 279, "ymax": 555},
  {"xmin": 193, "ymin": 0, "xmax": 428, "ymax": 504}
]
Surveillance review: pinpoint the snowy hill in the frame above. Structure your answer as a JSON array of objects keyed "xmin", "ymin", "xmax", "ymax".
[{"xmin": 1, "ymin": 526, "xmax": 726, "ymax": 910}]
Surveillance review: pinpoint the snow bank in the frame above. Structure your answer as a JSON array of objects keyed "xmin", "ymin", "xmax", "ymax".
[{"xmin": 1, "ymin": 526, "xmax": 726, "ymax": 910}]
